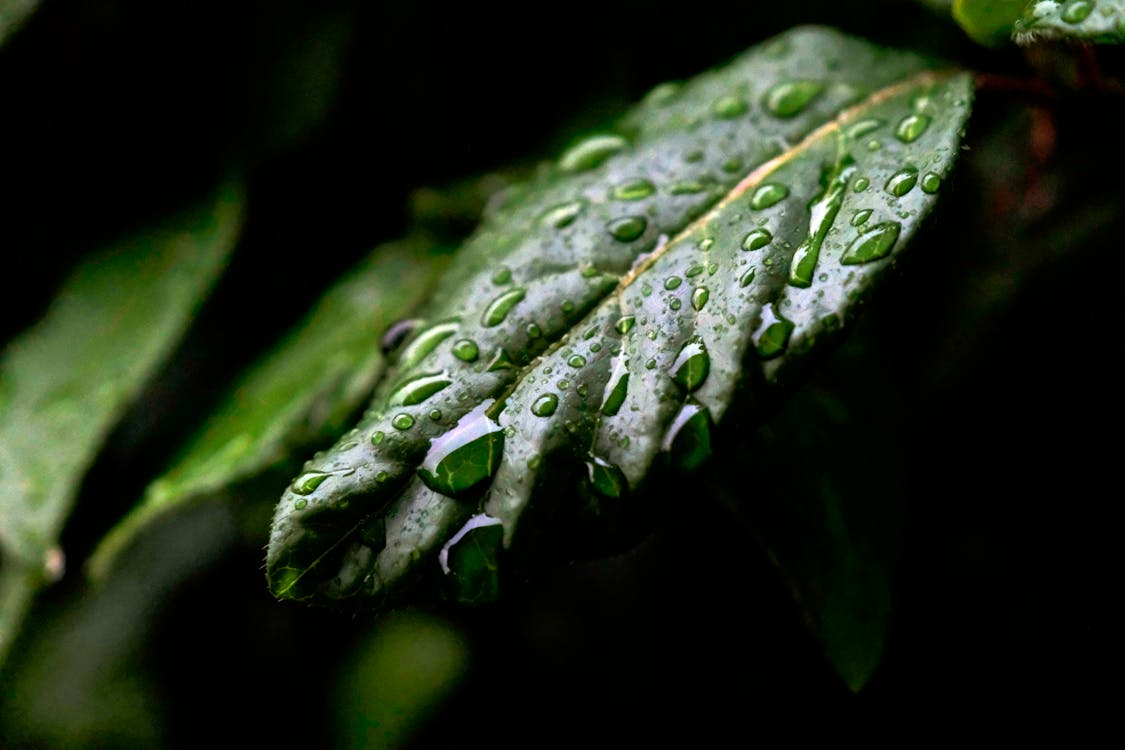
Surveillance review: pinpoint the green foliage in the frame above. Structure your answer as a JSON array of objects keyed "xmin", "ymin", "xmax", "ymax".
[{"xmin": 1, "ymin": 1, "xmax": 1122, "ymax": 743}]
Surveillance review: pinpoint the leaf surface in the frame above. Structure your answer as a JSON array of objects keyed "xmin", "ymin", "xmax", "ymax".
[
  {"xmin": 1013, "ymin": 0, "xmax": 1125, "ymax": 42},
  {"xmin": 265, "ymin": 27, "xmax": 974, "ymax": 606},
  {"xmin": 0, "ymin": 0, "xmax": 39, "ymax": 46},
  {"xmin": 0, "ymin": 181, "xmax": 243, "ymax": 659},
  {"xmin": 87, "ymin": 236, "xmax": 450, "ymax": 580}
]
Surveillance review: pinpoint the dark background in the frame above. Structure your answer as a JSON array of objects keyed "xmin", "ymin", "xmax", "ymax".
[{"xmin": 1, "ymin": 0, "xmax": 1119, "ymax": 745}]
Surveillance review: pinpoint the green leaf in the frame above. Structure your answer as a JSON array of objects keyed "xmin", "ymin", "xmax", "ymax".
[
  {"xmin": 0, "ymin": 181, "xmax": 243, "ymax": 661},
  {"xmin": 86, "ymin": 235, "xmax": 450, "ymax": 581},
  {"xmin": 265, "ymin": 26, "xmax": 974, "ymax": 607},
  {"xmin": 1014, "ymin": 0, "xmax": 1125, "ymax": 43},
  {"xmin": 953, "ymin": 0, "xmax": 1027, "ymax": 44},
  {"xmin": 0, "ymin": 0, "xmax": 40, "ymax": 47}
]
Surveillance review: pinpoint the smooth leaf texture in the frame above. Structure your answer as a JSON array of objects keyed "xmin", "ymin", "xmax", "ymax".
[
  {"xmin": 0, "ymin": 0, "xmax": 39, "ymax": 46},
  {"xmin": 1014, "ymin": 0, "xmax": 1125, "ymax": 42},
  {"xmin": 0, "ymin": 181, "xmax": 243, "ymax": 659},
  {"xmin": 266, "ymin": 27, "xmax": 974, "ymax": 607},
  {"xmin": 87, "ymin": 235, "xmax": 450, "ymax": 581}
]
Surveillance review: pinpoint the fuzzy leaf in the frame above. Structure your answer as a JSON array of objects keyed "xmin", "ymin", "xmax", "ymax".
[
  {"xmin": 265, "ymin": 27, "xmax": 974, "ymax": 607},
  {"xmin": 86, "ymin": 235, "xmax": 450, "ymax": 581},
  {"xmin": 0, "ymin": 181, "xmax": 243, "ymax": 660},
  {"xmin": 1014, "ymin": 0, "xmax": 1125, "ymax": 42}
]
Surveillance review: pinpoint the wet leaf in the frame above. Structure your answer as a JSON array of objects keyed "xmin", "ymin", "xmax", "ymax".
[
  {"xmin": 1014, "ymin": 0, "xmax": 1125, "ymax": 43},
  {"xmin": 265, "ymin": 27, "xmax": 974, "ymax": 607},
  {"xmin": 0, "ymin": 181, "xmax": 244, "ymax": 661},
  {"xmin": 86, "ymin": 235, "xmax": 449, "ymax": 581},
  {"xmin": 953, "ymin": 0, "xmax": 1026, "ymax": 44}
]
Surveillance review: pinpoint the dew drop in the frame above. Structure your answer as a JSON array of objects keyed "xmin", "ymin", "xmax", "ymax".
[
  {"xmin": 851, "ymin": 209, "xmax": 872, "ymax": 227},
  {"xmin": 481, "ymin": 288, "xmax": 527, "ymax": 327},
  {"xmin": 392, "ymin": 413, "xmax": 415, "ymax": 430},
  {"xmin": 691, "ymin": 287, "xmax": 709, "ymax": 311},
  {"xmin": 763, "ymin": 80, "xmax": 823, "ymax": 117},
  {"xmin": 668, "ymin": 181, "xmax": 707, "ymax": 195},
  {"xmin": 662, "ymin": 399, "xmax": 712, "ymax": 471},
  {"xmin": 568, "ymin": 354, "xmax": 587, "ymax": 368},
  {"xmin": 417, "ymin": 402, "xmax": 505, "ymax": 497},
  {"xmin": 846, "ymin": 118, "xmax": 884, "ymax": 139},
  {"xmin": 1062, "ymin": 0, "xmax": 1095, "ymax": 23},
  {"xmin": 439, "ymin": 513, "xmax": 503, "ymax": 604},
  {"xmin": 894, "ymin": 114, "xmax": 932, "ymax": 143},
  {"xmin": 451, "ymin": 338, "xmax": 480, "ymax": 362},
  {"xmin": 295, "ymin": 498, "xmax": 308, "ymax": 510},
  {"xmin": 885, "ymin": 167, "xmax": 919, "ymax": 197},
  {"xmin": 487, "ymin": 348, "xmax": 516, "ymax": 371},
  {"xmin": 370, "ymin": 430, "xmax": 385, "ymax": 445},
  {"xmin": 541, "ymin": 199, "xmax": 586, "ymax": 228},
  {"xmin": 754, "ymin": 303, "xmax": 793, "ymax": 359},
  {"xmin": 558, "ymin": 134, "xmax": 628, "ymax": 173},
  {"xmin": 685, "ymin": 264, "xmax": 705, "ymax": 277},
  {"xmin": 750, "ymin": 183, "xmax": 789, "ymax": 210},
  {"xmin": 841, "ymin": 222, "xmax": 901, "ymax": 265},
  {"xmin": 601, "ymin": 364, "xmax": 629, "ymax": 416},
  {"xmin": 742, "ymin": 228, "xmax": 772, "ymax": 251},
  {"xmin": 386, "ymin": 372, "xmax": 452, "ymax": 407},
  {"xmin": 607, "ymin": 216, "xmax": 647, "ymax": 242},
  {"xmin": 292, "ymin": 471, "xmax": 330, "ymax": 496},
  {"xmin": 399, "ymin": 319, "xmax": 459, "ymax": 368},
  {"xmin": 921, "ymin": 172, "xmax": 942, "ymax": 194},
  {"xmin": 491, "ymin": 266, "xmax": 513, "ymax": 284},
  {"xmin": 531, "ymin": 393, "xmax": 559, "ymax": 417},
  {"xmin": 671, "ymin": 338, "xmax": 710, "ymax": 392},
  {"xmin": 853, "ymin": 176, "xmax": 870, "ymax": 192},
  {"xmin": 739, "ymin": 268, "xmax": 756, "ymax": 287},
  {"xmin": 526, "ymin": 323, "xmax": 542, "ymax": 338},
  {"xmin": 614, "ymin": 315, "xmax": 636, "ymax": 335},
  {"xmin": 664, "ymin": 276, "xmax": 682, "ymax": 290},
  {"xmin": 713, "ymin": 95, "xmax": 749, "ymax": 119},
  {"xmin": 613, "ymin": 178, "xmax": 656, "ymax": 201},
  {"xmin": 586, "ymin": 455, "xmax": 629, "ymax": 498}
]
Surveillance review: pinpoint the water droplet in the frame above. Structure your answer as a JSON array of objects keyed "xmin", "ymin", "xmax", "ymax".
[
  {"xmin": 491, "ymin": 266, "xmax": 513, "ymax": 285},
  {"xmin": 668, "ymin": 181, "xmax": 707, "ymax": 195},
  {"xmin": 439, "ymin": 513, "xmax": 504, "ymax": 604},
  {"xmin": 885, "ymin": 167, "xmax": 919, "ymax": 197},
  {"xmin": 392, "ymin": 413, "xmax": 415, "ymax": 430},
  {"xmin": 721, "ymin": 157, "xmax": 743, "ymax": 173},
  {"xmin": 387, "ymin": 372, "xmax": 452, "ymax": 407},
  {"xmin": 481, "ymin": 288, "xmax": 526, "ymax": 327},
  {"xmin": 669, "ymin": 299, "xmax": 682, "ymax": 311},
  {"xmin": 683, "ymin": 149, "xmax": 704, "ymax": 163},
  {"xmin": 685, "ymin": 264, "xmax": 705, "ymax": 277},
  {"xmin": 601, "ymin": 364, "xmax": 629, "ymax": 416},
  {"xmin": 750, "ymin": 183, "xmax": 789, "ymax": 210},
  {"xmin": 763, "ymin": 80, "xmax": 823, "ymax": 118},
  {"xmin": 400, "ymin": 319, "xmax": 459, "ymax": 368},
  {"xmin": 531, "ymin": 393, "xmax": 559, "ymax": 417},
  {"xmin": 292, "ymin": 471, "xmax": 330, "ymax": 495},
  {"xmin": 526, "ymin": 323, "xmax": 542, "ymax": 338},
  {"xmin": 851, "ymin": 209, "xmax": 872, "ymax": 227},
  {"xmin": 614, "ymin": 315, "xmax": 636, "ymax": 335},
  {"xmin": 607, "ymin": 216, "xmax": 647, "ymax": 242},
  {"xmin": 294, "ymin": 498, "xmax": 308, "ymax": 510},
  {"xmin": 713, "ymin": 95, "xmax": 749, "ymax": 118},
  {"xmin": 586, "ymin": 455, "xmax": 628, "ymax": 498},
  {"xmin": 451, "ymin": 338, "xmax": 480, "ymax": 362},
  {"xmin": 417, "ymin": 402, "xmax": 505, "ymax": 497},
  {"xmin": 664, "ymin": 276, "xmax": 682, "ymax": 290},
  {"xmin": 671, "ymin": 338, "xmax": 710, "ymax": 392},
  {"xmin": 853, "ymin": 176, "xmax": 870, "ymax": 192},
  {"xmin": 739, "ymin": 268, "xmax": 756, "ymax": 287},
  {"xmin": 645, "ymin": 81, "xmax": 681, "ymax": 106},
  {"xmin": 613, "ymin": 178, "xmax": 656, "ymax": 201},
  {"xmin": 487, "ymin": 348, "xmax": 516, "ymax": 371},
  {"xmin": 379, "ymin": 318, "xmax": 420, "ymax": 355},
  {"xmin": 895, "ymin": 113, "xmax": 931, "ymax": 143},
  {"xmin": 662, "ymin": 399, "xmax": 712, "ymax": 471},
  {"xmin": 370, "ymin": 430, "xmax": 385, "ymax": 445},
  {"xmin": 691, "ymin": 287, "xmax": 709, "ymax": 311},
  {"xmin": 790, "ymin": 156, "xmax": 855, "ymax": 288},
  {"xmin": 558, "ymin": 134, "xmax": 628, "ymax": 173},
  {"xmin": 541, "ymin": 200, "xmax": 586, "ymax": 228},
  {"xmin": 866, "ymin": 139, "xmax": 881, "ymax": 152},
  {"xmin": 841, "ymin": 222, "xmax": 901, "ymax": 265},
  {"xmin": 1062, "ymin": 0, "xmax": 1095, "ymax": 24},
  {"xmin": 754, "ymin": 304, "xmax": 793, "ymax": 359},
  {"xmin": 561, "ymin": 300, "xmax": 575, "ymax": 315},
  {"xmin": 846, "ymin": 118, "xmax": 884, "ymax": 139},
  {"xmin": 921, "ymin": 172, "xmax": 942, "ymax": 194},
  {"xmin": 742, "ymin": 228, "xmax": 772, "ymax": 251},
  {"xmin": 699, "ymin": 237, "xmax": 714, "ymax": 252},
  {"xmin": 568, "ymin": 354, "xmax": 587, "ymax": 368}
]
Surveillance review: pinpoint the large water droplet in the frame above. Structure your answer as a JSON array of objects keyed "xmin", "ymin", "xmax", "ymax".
[
  {"xmin": 386, "ymin": 372, "xmax": 452, "ymax": 407},
  {"xmin": 853, "ymin": 176, "xmax": 870, "ymax": 192},
  {"xmin": 491, "ymin": 266, "xmax": 512, "ymax": 285},
  {"xmin": 664, "ymin": 276, "xmax": 682, "ymax": 290},
  {"xmin": 487, "ymin": 348, "xmax": 516, "ymax": 371},
  {"xmin": 750, "ymin": 183, "xmax": 789, "ymax": 210},
  {"xmin": 379, "ymin": 318, "xmax": 420, "ymax": 356},
  {"xmin": 846, "ymin": 118, "xmax": 884, "ymax": 139},
  {"xmin": 789, "ymin": 156, "xmax": 855, "ymax": 288},
  {"xmin": 541, "ymin": 199, "xmax": 586, "ymax": 228},
  {"xmin": 607, "ymin": 216, "xmax": 647, "ymax": 242},
  {"xmin": 740, "ymin": 268, "xmax": 756, "ymax": 287},
  {"xmin": 894, "ymin": 114, "xmax": 932, "ymax": 143},
  {"xmin": 451, "ymin": 338, "xmax": 480, "ymax": 362},
  {"xmin": 763, "ymin": 80, "xmax": 823, "ymax": 117},
  {"xmin": 742, "ymin": 228, "xmax": 772, "ymax": 251},
  {"xmin": 586, "ymin": 455, "xmax": 628, "ymax": 498},
  {"xmin": 568, "ymin": 354, "xmax": 587, "ymax": 368},
  {"xmin": 531, "ymin": 393, "xmax": 559, "ymax": 417},
  {"xmin": 840, "ymin": 222, "xmax": 901, "ymax": 265},
  {"xmin": 417, "ymin": 402, "xmax": 505, "ymax": 497},
  {"xmin": 392, "ymin": 413, "xmax": 415, "ymax": 430},
  {"xmin": 615, "ymin": 315, "xmax": 636, "ymax": 335},
  {"xmin": 481, "ymin": 288, "xmax": 526, "ymax": 327},
  {"xmin": 885, "ymin": 167, "xmax": 919, "ymax": 197},
  {"xmin": 713, "ymin": 95, "xmax": 749, "ymax": 119},
  {"xmin": 601, "ymin": 363, "xmax": 629, "ymax": 416},
  {"xmin": 754, "ymin": 303, "xmax": 793, "ymax": 359},
  {"xmin": 662, "ymin": 399, "xmax": 712, "ymax": 471},
  {"xmin": 1062, "ymin": 0, "xmax": 1095, "ymax": 23},
  {"xmin": 439, "ymin": 513, "xmax": 503, "ymax": 604},
  {"xmin": 851, "ymin": 209, "xmax": 872, "ymax": 227},
  {"xmin": 613, "ymin": 178, "xmax": 656, "ymax": 201},
  {"xmin": 292, "ymin": 471, "xmax": 330, "ymax": 496},
  {"xmin": 921, "ymin": 172, "xmax": 942, "ymax": 194},
  {"xmin": 691, "ymin": 287, "xmax": 709, "ymax": 311},
  {"xmin": 671, "ymin": 338, "xmax": 710, "ymax": 392},
  {"xmin": 400, "ymin": 319, "xmax": 459, "ymax": 369},
  {"xmin": 558, "ymin": 134, "xmax": 628, "ymax": 173}
]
